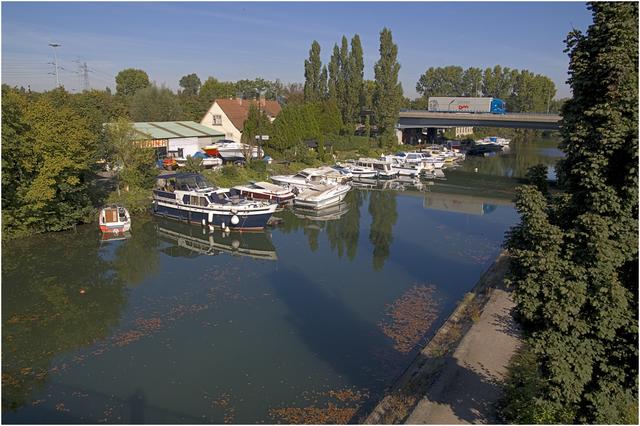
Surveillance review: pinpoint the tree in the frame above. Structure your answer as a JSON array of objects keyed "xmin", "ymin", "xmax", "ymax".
[
  {"xmin": 346, "ymin": 34, "xmax": 365, "ymax": 125},
  {"xmin": 373, "ymin": 28, "xmax": 402, "ymax": 146},
  {"xmin": 179, "ymin": 73, "xmax": 201, "ymax": 96},
  {"xmin": 115, "ymin": 68, "xmax": 150, "ymax": 98},
  {"xmin": 338, "ymin": 36, "xmax": 350, "ymax": 122},
  {"xmin": 129, "ymin": 84, "xmax": 183, "ymax": 122},
  {"xmin": 505, "ymin": 2, "xmax": 638, "ymax": 423},
  {"xmin": 462, "ymin": 67, "xmax": 483, "ymax": 96},
  {"xmin": 199, "ymin": 77, "xmax": 236, "ymax": 104},
  {"xmin": 416, "ymin": 66, "xmax": 465, "ymax": 99},
  {"xmin": 303, "ymin": 40, "xmax": 323, "ymax": 102},
  {"xmin": 328, "ymin": 43, "xmax": 340, "ymax": 102},
  {"xmin": 105, "ymin": 117, "xmax": 156, "ymax": 192},
  {"xmin": 2, "ymin": 89, "xmax": 97, "ymax": 233},
  {"xmin": 241, "ymin": 104, "xmax": 273, "ymax": 161}
]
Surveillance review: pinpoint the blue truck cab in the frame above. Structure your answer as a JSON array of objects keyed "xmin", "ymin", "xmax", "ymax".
[{"xmin": 490, "ymin": 98, "xmax": 506, "ymax": 114}]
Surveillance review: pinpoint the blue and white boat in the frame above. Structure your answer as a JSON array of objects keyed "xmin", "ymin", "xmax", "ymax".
[{"xmin": 152, "ymin": 173, "xmax": 277, "ymax": 231}]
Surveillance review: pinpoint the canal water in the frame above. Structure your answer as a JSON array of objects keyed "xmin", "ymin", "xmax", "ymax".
[{"xmin": 2, "ymin": 138, "xmax": 561, "ymax": 424}]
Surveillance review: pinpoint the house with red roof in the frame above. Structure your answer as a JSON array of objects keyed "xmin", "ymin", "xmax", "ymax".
[{"xmin": 200, "ymin": 98, "xmax": 282, "ymax": 143}]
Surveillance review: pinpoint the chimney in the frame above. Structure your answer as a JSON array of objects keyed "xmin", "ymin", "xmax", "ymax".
[{"xmin": 259, "ymin": 95, "xmax": 266, "ymax": 108}]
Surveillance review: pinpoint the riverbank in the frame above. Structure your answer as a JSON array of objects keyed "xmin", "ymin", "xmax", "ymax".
[{"xmin": 362, "ymin": 251, "xmax": 520, "ymax": 424}]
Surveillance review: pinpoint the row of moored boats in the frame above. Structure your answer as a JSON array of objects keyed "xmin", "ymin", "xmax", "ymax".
[{"xmin": 100, "ymin": 146, "xmax": 468, "ymax": 234}]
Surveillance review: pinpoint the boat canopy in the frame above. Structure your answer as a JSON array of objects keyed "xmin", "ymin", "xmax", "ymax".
[{"xmin": 155, "ymin": 173, "xmax": 216, "ymax": 191}]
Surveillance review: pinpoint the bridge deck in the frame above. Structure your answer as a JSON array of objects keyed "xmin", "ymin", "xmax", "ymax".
[{"xmin": 398, "ymin": 110, "xmax": 561, "ymax": 130}]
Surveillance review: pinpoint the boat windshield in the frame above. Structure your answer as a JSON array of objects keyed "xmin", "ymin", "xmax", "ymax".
[{"xmin": 176, "ymin": 174, "xmax": 215, "ymax": 191}]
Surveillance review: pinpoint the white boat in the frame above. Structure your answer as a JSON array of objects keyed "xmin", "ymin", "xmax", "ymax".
[
  {"xmin": 230, "ymin": 181, "xmax": 296, "ymax": 205},
  {"xmin": 175, "ymin": 154, "xmax": 223, "ymax": 169},
  {"xmin": 338, "ymin": 161, "xmax": 377, "ymax": 178},
  {"xmin": 205, "ymin": 140, "xmax": 260, "ymax": 160},
  {"xmin": 270, "ymin": 168, "xmax": 332, "ymax": 191},
  {"xmin": 294, "ymin": 184, "xmax": 351, "ymax": 210},
  {"xmin": 152, "ymin": 173, "xmax": 277, "ymax": 231},
  {"xmin": 380, "ymin": 154, "xmax": 422, "ymax": 177},
  {"xmin": 98, "ymin": 205, "xmax": 131, "ymax": 234},
  {"xmin": 476, "ymin": 136, "xmax": 511, "ymax": 146},
  {"xmin": 314, "ymin": 166, "xmax": 352, "ymax": 184},
  {"xmin": 356, "ymin": 158, "xmax": 398, "ymax": 179}
]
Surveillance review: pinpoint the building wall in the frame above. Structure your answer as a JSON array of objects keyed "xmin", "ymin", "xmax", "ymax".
[
  {"xmin": 454, "ymin": 127, "xmax": 474, "ymax": 137},
  {"xmin": 168, "ymin": 137, "xmax": 200, "ymax": 158},
  {"xmin": 200, "ymin": 102, "xmax": 242, "ymax": 142}
]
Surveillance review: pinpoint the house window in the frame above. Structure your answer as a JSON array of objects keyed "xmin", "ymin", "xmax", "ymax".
[{"xmin": 211, "ymin": 115, "xmax": 222, "ymax": 125}]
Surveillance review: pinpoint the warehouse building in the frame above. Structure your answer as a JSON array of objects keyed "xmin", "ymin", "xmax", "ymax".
[{"xmin": 131, "ymin": 121, "xmax": 225, "ymax": 159}]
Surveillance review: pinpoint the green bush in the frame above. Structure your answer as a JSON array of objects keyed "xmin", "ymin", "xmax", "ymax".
[
  {"xmin": 106, "ymin": 186, "xmax": 152, "ymax": 214},
  {"xmin": 249, "ymin": 160, "xmax": 267, "ymax": 173},
  {"xmin": 498, "ymin": 345, "xmax": 576, "ymax": 424}
]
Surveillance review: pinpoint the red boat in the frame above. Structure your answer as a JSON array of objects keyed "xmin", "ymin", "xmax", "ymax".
[{"xmin": 202, "ymin": 145, "xmax": 220, "ymax": 156}]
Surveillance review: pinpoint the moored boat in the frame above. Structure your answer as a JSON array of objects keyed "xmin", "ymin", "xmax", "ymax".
[
  {"xmin": 152, "ymin": 173, "xmax": 277, "ymax": 231},
  {"xmin": 356, "ymin": 158, "xmax": 398, "ymax": 179},
  {"xmin": 270, "ymin": 168, "xmax": 331, "ymax": 191},
  {"xmin": 98, "ymin": 205, "xmax": 131, "ymax": 234},
  {"xmin": 231, "ymin": 181, "xmax": 295, "ymax": 205},
  {"xmin": 293, "ymin": 184, "xmax": 351, "ymax": 210}
]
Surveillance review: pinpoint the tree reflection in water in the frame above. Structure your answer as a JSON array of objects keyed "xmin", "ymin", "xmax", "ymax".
[
  {"xmin": 325, "ymin": 190, "xmax": 363, "ymax": 260},
  {"xmin": 1, "ymin": 219, "xmax": 161, "ymax": 412},
  {"xmin": 368, "ymin": 191, "xmax": 399, "ymax": 271},
  {"xmin": 1, "ymin": 226, "xmax": 127, "ymax": 411}
]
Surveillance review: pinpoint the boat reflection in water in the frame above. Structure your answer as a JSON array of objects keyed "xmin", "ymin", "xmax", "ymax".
[
  {"xmin": 100, "ymin": 230, "xmax": 132, "ymax": 242},
  {"xmin": 423, "ymin": 191, "xmax": 502, "ymax": 216},
  {"xmin": 293, "ymin": 201, "xmax": 350, "ymax": 221},
  {"xmin": 155, "ymin": 218, "xmax": 277, "ymax": 260},
  {"xmin": 351, "ymin": 176, "xmax": 429, "ymax": 192}
]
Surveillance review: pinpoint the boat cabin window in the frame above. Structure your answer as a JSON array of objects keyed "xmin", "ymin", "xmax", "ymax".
[
  {"xmin": 188, "ymin": 195, "xmax": 208, "ymax": 206},
  {"xmin": 294, "ymin": 172, "xmax": 309, "ymax": 179}
]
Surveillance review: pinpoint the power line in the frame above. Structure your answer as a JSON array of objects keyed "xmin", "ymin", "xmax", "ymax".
[{"xmin": 48, "ymin": 43, "xmax": 61, "ymax": 87}]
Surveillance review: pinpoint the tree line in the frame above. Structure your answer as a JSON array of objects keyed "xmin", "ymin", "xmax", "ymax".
[
  {"xmin": 413, "ymin": 65, "xmax": 563, "ymax": 113},
  {"xmin": 502, "ymin": 2, "xmax": 637, "ymax": 423}
]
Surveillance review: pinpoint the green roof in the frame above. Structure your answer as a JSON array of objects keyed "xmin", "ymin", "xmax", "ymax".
[{"xmin": 131, "ymin": 121, "xmax": 224, "ymax": 140}]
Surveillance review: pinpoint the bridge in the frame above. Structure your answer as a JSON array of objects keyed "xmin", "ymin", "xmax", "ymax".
[{"xmin": 398, "ymin": 110, "xmax": 561, "ymax": 131}]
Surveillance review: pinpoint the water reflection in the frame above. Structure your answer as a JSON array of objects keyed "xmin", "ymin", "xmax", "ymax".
[
  {"xmin": 2, "ymin": 227, "xmax": 127, "ymax": 412},
  {"xmin": 156, "ymin": 218, "xmax": 278, "ymax": 261},
  {"xmin": 368, "ymin": 191, "xmax": 398, "ymax": 271},
  {"xmin": 1, "ymin": 138, "xmax": 560, "ymax": 423},
  {"xmin": 423, "ymin": 191, "xmax": 505, "ymax": 216}
]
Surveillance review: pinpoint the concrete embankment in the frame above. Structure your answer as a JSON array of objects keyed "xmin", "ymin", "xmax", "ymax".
[{"xmin": 362, "ymin": 251, "xmax": 520, "ymax": 424}]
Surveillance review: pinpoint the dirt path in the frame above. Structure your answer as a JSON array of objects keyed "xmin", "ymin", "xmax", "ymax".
[{"xmin": 404, "ymin": 284, "xmax": 520, "ymax": 424}]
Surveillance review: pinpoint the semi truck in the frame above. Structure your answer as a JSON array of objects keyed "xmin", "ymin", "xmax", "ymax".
[{"xmin": 427, "ymin": 97, "xmax": 506, "ymax": 114}]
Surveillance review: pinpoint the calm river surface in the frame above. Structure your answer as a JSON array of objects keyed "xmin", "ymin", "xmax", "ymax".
[{"xmin": 2, "ymin": 138, "xmax": 561, "ymax": 423}]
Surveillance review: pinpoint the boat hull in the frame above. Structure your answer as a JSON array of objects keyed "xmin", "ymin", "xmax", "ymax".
[
  {"xmin": 153, "ymin": 201, "xmax": 275, "ymax": 231},
  {"xmin": 99, "ymin": 223, "xmax": 131, "ymax": 233},
  {"xmin": 293, "ymin": 187, "xmax": 350, "ymax": 210}
]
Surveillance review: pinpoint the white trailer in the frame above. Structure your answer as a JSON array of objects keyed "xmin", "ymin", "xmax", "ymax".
[{"xmin": 427, "ymin": 97, "xmax": 504, "ymax": 113}]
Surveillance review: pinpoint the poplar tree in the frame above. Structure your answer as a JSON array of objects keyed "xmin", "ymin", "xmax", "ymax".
[
  {"xmin": 328, "ymin": 44, "xmax": 340, "ymax": 102},
  {"xmin": 347, "ymin": 34, "xmax": 365, "ymax": 125},
  {"xmin": 303, "ymin": 40, "xmax": 323, "ymax": 102},
  {"xmin": 373, "ymin": 28, "xmax": 402, "ymax": 146},
  {"xmin": 506, "ymin": 2, "xmax": 638, "ymax": 423},
  {"xmin": 338, "ymin": 36, "xmax": 350, "ymax": 121},
  {"xmin": 319, "ymin": 65, "xmax": 328, "ymax": 100}
]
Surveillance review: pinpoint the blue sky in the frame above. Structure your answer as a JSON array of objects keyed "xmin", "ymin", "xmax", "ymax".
[{"xmin": 2, "ymin": 2, "xmax": 593, "ymax": 98}]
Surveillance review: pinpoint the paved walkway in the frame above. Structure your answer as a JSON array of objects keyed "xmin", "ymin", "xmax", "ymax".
[{"xmin": 405, "ymin": 286, "xmax": 521, "ymax": 424}]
